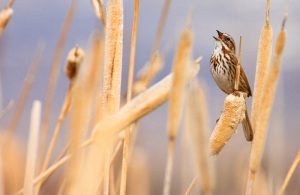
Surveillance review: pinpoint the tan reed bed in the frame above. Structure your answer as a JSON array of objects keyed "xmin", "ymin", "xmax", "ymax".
[
  {"xmin": 246, "ymin": 15, "xmax": 288, "ymax": 195},
  {"xmin": 120, "ymin": 0, "xmax": 139, "ymax": 194},
  {"xmin": 38, "ymin": 0, "xmax": 76, "ymax": 160},
  {"xmin": 91, "ymin": 0, "xmax": 106, "ymax": 27},
  {"xmin": 23, "ymin": 101, "xmax": 41, "ymax": 195},
  {"xmin": 278, "ymin": 150, "xmax": 300, "ymax": 195},
  {"xmin": 185, "ymin": 80, "xmax": 214, "ymax": 195},
  {"xmin": 163, "ymin": 27, "xmax": 193, "ymax": 195},
  {"xmin": 251, "ymin": 0, "xmax": 273, "ymax": 132}
]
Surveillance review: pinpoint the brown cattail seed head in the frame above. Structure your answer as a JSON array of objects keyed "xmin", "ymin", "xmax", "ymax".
[
  {"xmin": 210, "ymin": 92, "xmax": 246, "ymax": 155},
  {"xmin": 65, "ymin": 47, "xmax": 85, "ymax": 82},
  {"xmin": 0, "ymin": 8, "xmax": 13, "ymax": 35}
]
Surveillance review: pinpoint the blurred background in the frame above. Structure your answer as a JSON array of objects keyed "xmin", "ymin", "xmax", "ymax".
[{"xmin": 0, "ymin": 0, "xmax": 299, "ymax": 194}]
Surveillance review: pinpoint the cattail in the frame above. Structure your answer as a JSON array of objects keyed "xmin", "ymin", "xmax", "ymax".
[
  {"xmin": 65, "ymin": 46, "xmax": 85, "ymax": 83},
  {"xmin": 102, "ymin": 0, "xmax": 123, "ymax": 115},
  {"xmin": 0, "ymin": 7, "xmax": 13, "ymax": 35},
  {"xmin": 23, "ymin": 101, "xmax": 42, "ymax": 195},
  {"xmin": 163, "ymin": 28, "xmax": 193, "ymax": 195},
  {"xmin": 185, "ymin": 80, "xmax": 214, "ymax": 195},
  {"xmin": 251, "ymin": 0, "xmax": 273, "ymax": 132},
  {"xmin": 133, "ymin": 51, "xmax": 163, "ymax": 95},
  {"xmin": 247, "ymin": 16, "xmax": 287, "ymax": 195},
  {"xmin": 210, "ymin": 92, "xmax": 246, "ymax": 155}
]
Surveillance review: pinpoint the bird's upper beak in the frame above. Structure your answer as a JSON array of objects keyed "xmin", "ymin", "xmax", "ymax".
[{"xmin": 216, "ymin": 30, "xmax": 224, "ymax": 40}]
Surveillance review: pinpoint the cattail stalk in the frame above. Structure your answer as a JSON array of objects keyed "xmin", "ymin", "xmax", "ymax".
[
  {"xmin": 24, "ymin": 101, "xmax": 42, "ymax": 195},
  {"xmin": 278, "ymin": 151, "xmax": 300, "ymax": 195},
  {"xmin": 0, "ymin": 7, "xmax": 13, "ymax": 35},
  {"xmin": 120, "ymin": 0, "xmax": 139, "ymax": 194},
  {"xmin": 251, "ymin": 0, "xmax": 273, "ymax": 132},
  {"xmin": 247, "ymin": 16, "xmax": 287, "ymax": 195},
  {"xmin": 234, "ymin": 36, "xmax": 242, "ymax": 91},
  {"xmin": 210, "ymin": 93, "xmax": 246, "ymax": 155},
  {"xmin": 185, "ymin": 80, "xmax": 214, "ymax": 194},
  {"xmin": 184, "ymin": 177, "xmax": 198, "ymax": 195},
  {"xmin": 163, "ymin": 28, "xmax": 193, "ymax": 195}
]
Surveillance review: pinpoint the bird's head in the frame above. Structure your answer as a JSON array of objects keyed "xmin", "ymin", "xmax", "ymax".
[{"xmin": 213, "ymin": 30, "xmax": 236, "ymax": 53}]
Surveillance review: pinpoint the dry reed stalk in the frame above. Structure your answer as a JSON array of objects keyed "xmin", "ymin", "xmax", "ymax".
[
  {"xmin": 6, "ymin": 46, "xmax": 43, "ymax": 134},
  {"xmin": 209, "ymin": 92, "xmax": 247, "ymax": 155},
  {"xmin": 39, "ymin": 0, "xmax": 76, "ymax": 161},
  {"xmin": 253, "ymin": 169, "xmax": 269, "ymax": 195},
  {"xmin": 151, "ymin": 0, "xmax": 172, "ymax": 52},
  {"xmin": 23, "ymin": 101, "xmax": 42, "ymax": 195},
  {"xmin": 133, "ymin": 51, "xmax": 163, "ymax": 95},
  {"xmin": 163, "ymin": 28, "xmax": 193, "ymax": 195},
  {"xmin": 185, "ymin": 80, "xmax": 214, "ymax": 195},
  {"xmin": 251, "ymin": 0, "xmax": 273, "ymax": 132},
  {"xmin": 120, "ymin": 0, "xmax": 139, "ymax": 194},
  {"xmin": 184, "ymin": 176, "xmax": 197, "ymax": 195},
  {"xmin": 278, "ymin": 151, "xmax": 300, "ymax": 195},
  {"xmin": 36, "ymin": 47, "xmax": 85, "ymax": 193},
  {"xmin": 0, "ymin": 134, "xmax": 24, "ymax": 195},
  {"xmin": 127, "ymin": 149, "xmax": 150, "ymax": 195},
  {"xmin": 0, "ymin": 7, "xmax": 13, "ymax": 35},
  {"xmin": 247, "ymin": 16, "xmax": 287, "ymax": 195},
  {"xmin": 91, "ymin": 0, "xmax": 106, "ymax": 26}
]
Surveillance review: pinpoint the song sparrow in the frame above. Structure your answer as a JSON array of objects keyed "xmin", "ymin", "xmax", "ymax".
[{"xmin": 210, "ymin": 30, "xmax": 253, "ymax": 141}]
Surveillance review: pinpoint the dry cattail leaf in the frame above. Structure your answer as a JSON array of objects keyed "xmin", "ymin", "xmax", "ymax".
[
  {"xmin": 247, "ymin": 16, "xmax": 287, "ymax": 195},
  {"xmin": 133, "ymin": 51, "xmax": 163, "ymax": 95},
  {"xmin": 210, "ymin": 92, "xmax": 246, "ymax": 155},
  {"xmin": 253, "ymin": 169, "xmax": 269, "ymax": 195},
  {"xmin": 23, "ymin": 101, "xmax": 42, "ymax": 195},
  {"xmin": 0, "ymin": 134, "xmax": 24, "ymax": 195},
  {"xmin": 185, "ymin": 80, "xmax": 214, "ymax": 194},
  {"xmin": 0, "ymin": 7, "xmax": 13, "ymax": 35},
  {"xmin": 65, "ymin": 46, "xmax": 85, "ymax": 82},
  {"xmin": 251, "ymin": 0, "xmax": 273, "ymax": 132}
]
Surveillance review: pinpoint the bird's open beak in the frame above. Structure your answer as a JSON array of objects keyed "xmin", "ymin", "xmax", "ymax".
[{"xmin": 216, "ymin": 30, "xmax": 223, "ymax": 38}]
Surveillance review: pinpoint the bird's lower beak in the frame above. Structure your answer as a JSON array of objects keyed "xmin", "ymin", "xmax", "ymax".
[{"xmin": 213, "ymin": 36, "xmax": 220, "ymax": 41}]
